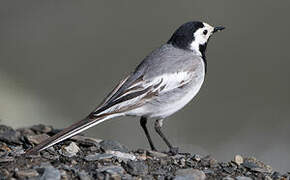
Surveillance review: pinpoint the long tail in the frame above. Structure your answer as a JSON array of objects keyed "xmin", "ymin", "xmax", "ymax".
[{"xmin": 25, "ymin": 113, "xmax": 119, "ymax": 155}]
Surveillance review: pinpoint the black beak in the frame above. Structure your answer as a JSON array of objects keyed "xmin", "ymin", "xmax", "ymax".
[{"xmin": 213, "ymin": 26, "xmax": 225, "ymax": 33}]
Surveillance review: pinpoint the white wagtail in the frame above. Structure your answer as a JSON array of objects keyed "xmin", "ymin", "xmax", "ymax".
[{"xmin": 26, "ymin": 21, "xmax": 225, "ymax": 155}]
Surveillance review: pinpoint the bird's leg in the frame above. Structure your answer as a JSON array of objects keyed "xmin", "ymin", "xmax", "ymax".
[
  {"xmin": 154, "ymin": 119, "xmax": 179, "ymax": 155},
  {"xmin": 140, "ymin": 117, "xmax": 157, "ymax": 151}
]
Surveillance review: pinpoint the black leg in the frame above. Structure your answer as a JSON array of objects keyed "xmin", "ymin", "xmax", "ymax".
[
  {"xmin": 154, "ymin": 119, "xmax": 179, "ymax": 155},
  {"xmin": 140, "ymin": 117, "xmax": 157, "ymax": 151}
]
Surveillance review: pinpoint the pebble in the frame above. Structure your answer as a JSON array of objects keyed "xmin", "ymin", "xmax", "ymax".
[
  {"xmin": 209, "ymin": 158, "xmax": 218, "ymax": 168},
  {"xmin": 271, "ymin": 171, "xmax": 282, "ymax": 179},
  {"xmin": 234, "ymin": 155, "xmax": 243, "ymax": 165},
  {"xmin": 100, "ymin": 140, "xmax": 129, "ymax": 153},
  {"xmin": 110, "ymin": 174, "xmax": 121, "ymax": 180},
  {"xmin": 0, "ymin": 168, "xmax": 10, "ymax": 178},
  {"xmin": 0, "ymin": 156, "xmax": 14, "ymax": 163},
  {"xmin": 60, "ymin": 142, "xmax": 80, "ymax": 157},
  {"xmin": 121, "ymin": 174, "xmax": 133, "ymax": 180},
  {"xmin": 59, "ymin": 170, "xmax": 69, "ymax": 180},
  {"xmin": 15, "ymin": 169, "xmax": 39, "ymax": 178},
  {"xmin": 31, "ymin": 124, "xmax": 52, "ymax": 134},
  {"xmin": 235, "ymin": 176, "xmax": 252, "ymax": 180},
  {"xmin": 39, "ymin": 164, "xmax": 61, "ymax": 180},
  {"xmin": 243, "ymin": 157, "xmax": 272, "ymax": 173},
  {"xmin": 84, "ymin": 153, "xmax": 113, "ymax": 161},
  {"xmin": 0, "ymin": 125, "xmax": 21, "ymax": 145},
  {"xmin": 123, "ymin": 160, "xmax": 148, "ymax": 176},
  {"xmin": 106, "ymin": 150, "xmax": 136, "ymax": 161},
  {"xmin": 78, "ymin": 170, "xmax": 92, "ymax": 180},
  {"xmin": 147, "ymin": 150, "xmax": 168, "ymax": 158},
  {"xmin": 192, "ymin": 154, "xmax": 201, "ymax": 161},
  {"xmin": 223, "ymin": 177, "xmax": 235, "ymax": 180},
  {"xmin": 10, "ymin": 146, "xmax": 25, "ymax": 155},
  {"xmin": 98, "ymin": 165, "xmax": 125, "ymax": 175},
  {"xmin": 26, "ymin": 134, "xmax": 50, "ymax": 145},
  {"xmin": 0, "ymin": 143, "xmax": 11, "ymax": 155},
  {"xmin": 17, "ymin": 128, "xmax": 35, "ymax": 136},
  {"xmin": 175, "ymin": 168, "xmax": 206, "ymax": 180},
  {"xmin": 224, "ymin": 167, "xmax": 235, "ymax": 174},
  {"xmin": 242, "ymin": 162, "xmax": 270, "ymax": 174}
]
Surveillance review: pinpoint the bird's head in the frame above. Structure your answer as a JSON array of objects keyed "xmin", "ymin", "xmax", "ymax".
[{"xmin": 167, "ymin": 21, "xmax": 225, "ymax": 58}]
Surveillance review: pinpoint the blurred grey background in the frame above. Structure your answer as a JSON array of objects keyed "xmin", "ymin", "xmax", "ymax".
[{"xmin": 0, "ymin": 0, "xmax": 289, "ymax": 172}]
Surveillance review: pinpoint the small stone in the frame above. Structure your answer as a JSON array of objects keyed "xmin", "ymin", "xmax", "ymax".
[
  {"xmin": 0, "ymin": 125, "xmax": 21, "ymax": 145},
  {"xmin": 10, "ymin": 146, "xmax": 25, "ymax": 155},
  {"xmin": 89, "ymin": 146, "xmax": 99, "ymax": 152},
  {"xmin": 31, "ymin": 124, "xmax": 52, "ymax": 134},
  {"xmin": 0, "ymin": 156, "xmax": 14, "ymax": 163},
  {"xmin": 123, "ymin": 160, "xmax": 148, "ymax": 176},
  {"xmin": 234, "ymin": 155, "xmax": 243, "ymax": 165},
  {"xmin": 0, "ymin": 169, "xmax": 10, "ymax": 178},
  {"xmin": 98, "ymin": 166, "xmax": 125, "ymax": 175},
  {"xmin": 16, "ymin": 128, "xmax": 35, "ymax": 136},
  {"xmin": 209, "ymin": 158, "xmax": 218, "ymax": 168},
  {"xmin": 84, "ymin": 153, "xmax": 113, "ymax": 161},
  {"xmin": 192, "ymin": 154, "xmax": 201, "ymax": 161},
  {"xmin": 0, "ymin": 143, "xmax": 12, "ymax": 155},
  {"xmin": 235, "ymin": 176, "xmax": 252, "ymax": 180},
  {"xmin": 140, "ymin": 176, "xmax": 154, "ymax": 180},
  {"xmin": 180, "ymin": 158, "xmax": 186, "ymax": 167},
  {"xmin": 26, "ymin": 134, "xmax": 50, "ymax": 145},
  {"xmin": 223, "ymin": 177, "xmax": 234, "ymax": 180},
  {"xmin": 271, "ymin": 171, "xmax": 282, "ymax": 179},
  {"xmin": 243, "ymin": 157, "xmax": 272, "ymax": 173},
  {"xmin": 39, "ymin": 165, "xmax": 61, "ymax": 180},
  {"xmin": 175, "ymin": 169, "xmax": 206, "ymax": 180},
  {"xmin": 138, "ymin": 154, "xmax": 147, "ymax": 160},
  {"xmin": 60, "ymin": 142, "xmax": 80, "ymax": 157},
  {"xmin": 59, "ymin": 170, "xmax": 69, "ymax": 180},
  {"xmin": 16, "ymin": 169, "xmax": 39, "ymax": 178},
  {"xmin": 78, "ymin": 170, "xmax": 92, "ymax": 180},
  {"xmin": 223, "ymin": 167, "xmax": 235, "ymax": 174},
  {"xmin": 121, "ymin": 174, "xmax": 133, "ymax": 180},
  {"xmin": 147, "ymin": 150, "xmax": 168, "ymax": 158},
  {"xmin": 220, "ymin": 162, "xmax": 229, "ymax": 168},
  {"xmin": 110, "ymin": 174, "xmax": 121, "ymax": 180},
  {"xmin": 100, "ymin": 140, "xmax": 129, "ymax": 153},
  {"xmin": 42, "ymin": 151, "xmax": 59, "ymax": 160},
  {"xmin": 106, "ymin": 150, "xmax": 136, "ymax": 161},
  {"xmin": 203, "ymin": 169, "xmax": 215, "ymax": 175}
]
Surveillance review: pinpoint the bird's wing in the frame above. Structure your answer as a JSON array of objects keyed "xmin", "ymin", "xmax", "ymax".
[{"xmin": 90, "ymin": 67, "xmax": 195, "ymax": 117}]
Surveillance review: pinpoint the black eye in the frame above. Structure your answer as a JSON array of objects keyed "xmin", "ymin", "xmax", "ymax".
[{"xmin": 203, "ymin": 30, "xmax": 208, "ymax": 35}]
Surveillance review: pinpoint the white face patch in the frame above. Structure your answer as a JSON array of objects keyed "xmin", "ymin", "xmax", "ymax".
[{"xmin": 190, "ymin": 23, "xmax": 214, "ymax": 55}]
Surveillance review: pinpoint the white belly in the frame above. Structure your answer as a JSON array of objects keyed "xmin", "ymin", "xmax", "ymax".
[
  {"xmin": 148, "ymin": 75, "xmax": 205, "ymax": 118},
  {"xmin": 127, "ymin": 64, "xmax": 205, "ymax": 119}
]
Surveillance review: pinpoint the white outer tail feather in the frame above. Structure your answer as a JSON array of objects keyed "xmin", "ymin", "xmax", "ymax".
[{"xmin": 25, "ymin": 113, "xmax": 121, "ymax": 154}]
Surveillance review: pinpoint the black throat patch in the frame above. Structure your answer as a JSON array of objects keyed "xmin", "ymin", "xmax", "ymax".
[{"xmin": 199, "ymin": 43, "xmax": 208, "ymax": 73}]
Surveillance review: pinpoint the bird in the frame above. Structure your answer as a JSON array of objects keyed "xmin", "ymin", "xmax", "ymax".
[{"xmin": 26, "ymin": 21, "xmax": 225, "ymax": 155}]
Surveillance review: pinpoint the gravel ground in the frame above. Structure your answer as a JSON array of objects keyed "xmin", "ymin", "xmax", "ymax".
[{"xmin": 0, "ymin": 124, "xmax": 289, "ymax": 180}]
